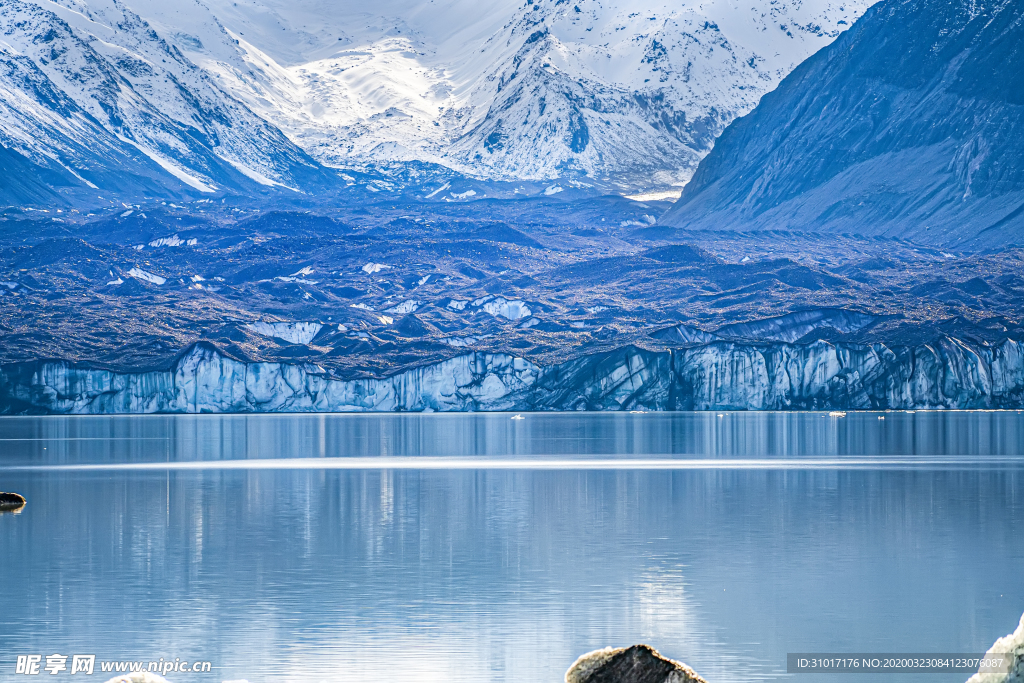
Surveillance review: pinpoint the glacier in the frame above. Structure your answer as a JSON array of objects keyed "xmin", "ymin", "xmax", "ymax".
[{"xmin": 5, "ymin": 336, "xmax": 1024, "ymax": 414}]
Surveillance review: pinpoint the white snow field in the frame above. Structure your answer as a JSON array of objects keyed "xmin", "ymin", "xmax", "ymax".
[{"xmin": 1, "ymin": 0, "xmax": 874, "ymax": 192}]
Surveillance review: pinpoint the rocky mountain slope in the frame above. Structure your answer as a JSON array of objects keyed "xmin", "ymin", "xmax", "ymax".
[
  {"xmin": 659, "ymin": 0, "xmax": 1024, "ymax": 249},
  {"xmin": 0, "ymin": 0, "xmax": 340, "ymax": 205},
  {"xmin": 0, "ymin": 0, "xmax": 872, "ymax": 201}
]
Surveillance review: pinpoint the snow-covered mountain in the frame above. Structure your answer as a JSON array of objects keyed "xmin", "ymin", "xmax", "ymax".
[
  {"xmin": 659, "ymin": 0, "xmax": 1024, "ymax": 248},
  {"xmin": 0, "ymin": 0, "xmax": 874, "ymax": 200},
  {"xmin": 0, "ymin": 0, "xmax": 333, "ymax": 203}
]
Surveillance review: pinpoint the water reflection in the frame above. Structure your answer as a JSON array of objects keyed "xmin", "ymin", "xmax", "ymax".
[
  {"xmin": 4, "ymin": 411, "xmax": 1024, "ymax": 466},
  {"xmin": 0, "ymin": 414, "xmax": 1022, "ymax": 683}
]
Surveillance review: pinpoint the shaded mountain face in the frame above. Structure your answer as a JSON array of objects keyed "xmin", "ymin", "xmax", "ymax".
[
  {"xmin": 659, "ymin": 0, "xmax": 1024, "ymax": 250},
  {"xmin": 0, "ymin": 0, "xmax": 872, "ymax": 202}
]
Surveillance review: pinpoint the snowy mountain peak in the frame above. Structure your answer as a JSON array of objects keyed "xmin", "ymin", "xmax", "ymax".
[{"xmin": 0, "ymin": 0, "xmax": 875, "ymax": 201}]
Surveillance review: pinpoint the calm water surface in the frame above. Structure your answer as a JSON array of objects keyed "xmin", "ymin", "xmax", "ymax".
[{"xmin": 1, "ymin": 412, "xmax": 1022, "ymax": 683}]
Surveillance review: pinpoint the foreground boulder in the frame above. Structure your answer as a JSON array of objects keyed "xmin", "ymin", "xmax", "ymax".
[
  {"xmin": 966, "ymin": 612, "xmax": 1024, "ymax": 683},
  {"xmin": 0, "ymin": 492, "xmax": 26, "ymax": 512},
  {"xmin": 103, "ymin": 674, "xmax": 171, "ymax": 683},
  {"xmin": 566, "ymin": 645, "xmax": 706, "ymax": 683}
]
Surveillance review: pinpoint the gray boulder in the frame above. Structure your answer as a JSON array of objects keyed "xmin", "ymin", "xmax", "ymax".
[{"xmin": 566, "ymin": 645, "xmax": 706, "ymax": 683}]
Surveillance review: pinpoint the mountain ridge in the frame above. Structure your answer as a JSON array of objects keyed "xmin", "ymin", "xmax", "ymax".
[
  {"xmin": 659, "ymin": 0, "xmax": 1024, "ymax": 249},
  {"xmin": 0, "ymin": 0, "xmax": 873, "ymax": 202}
]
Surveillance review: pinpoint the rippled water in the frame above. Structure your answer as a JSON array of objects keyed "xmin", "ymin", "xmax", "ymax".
[{"xmin": 1, "ymin": 412, "xmax": 1022, "ymax": 683}]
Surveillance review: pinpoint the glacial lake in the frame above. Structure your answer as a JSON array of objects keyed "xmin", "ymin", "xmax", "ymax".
[{"xmin": 1, "ymin": 412, "xmax": 1023, "ymax": 683}]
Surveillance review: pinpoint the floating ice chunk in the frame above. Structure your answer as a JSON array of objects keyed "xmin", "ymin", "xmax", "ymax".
[
  {"xmin": 292, "ymin": 266, "xmax": 314, "ymax": 277},
  {"xmin": 543, "ymin": 185, "xmax": 563, "ymax": 196},
  {"xmin": 417, "ymin": 274, "xmax": 432, "ymax": 286},
  {"xmin": 385, "ymin": 300, "xmax": 419, "ymax": 314},
  {"xmin": 337, "ymin": 324, "xmax": 348, "ymax": 332},
  {"xmin": 1, "ymin": 282, "xmax": 17, "ymax": 290},
  {"xmin": 482, "ymin": 297, "xmax": 531, "ymax": 320},
  {"xmin": 135, "ymin": 245, "xmax": 145, "ymax": 251},
  {"xmin": 942, "ymin": 252, "xmax": 956, "ymax": 259},
  {"xmin": 451, "ymin": 189, "xmax": 477, "ymax": 199},
  {"xmin": 472, "ymin": 295, "xmax": 495, "ymax": 307},
  {"xmin": 519, "ymin": 317, "xmax": 540, "ymax": 329},
  {"xmin": 642, "ymin": 214, "xmax": 657, "ymax": 225},
  {"xmin": 585, "ymin": 306, "xmax": 608, "ymax": 314},
  {"xmin": 127, "ymin": 268, "xmax": 166, "ymax": 285},
  {"xmin": 350, "ymin": 303, "xmax": 374, "ymax": 311},
  {"xmin": 246, "ymin": 321, "xmax": 323, "ymax": 345},
  {"xmin": 362, "ymin": 263, "xmax": 392, "ymax": 274},
  {"xmin": 377, "ymin": 315, "xmax": 394, "ymax": 325},
  {"xmin": 512, "ymin": 414, "xmax": 525, "ymax": 420},
  {"xmin": 149, "ymin": 235, "xmax": 184, "ymax": 248},
  {"xmin": 828, "ymin": 411, "xmax": 847, "ymax": 417},
  {"xmin": 447, "ymin": 299, "xmax": 468, "ymax": 311},
  {"xmin": 186, "ymin": 238, "xmax": 198, "ymax": 246},
  {"xmin": 191, "ymin": 275, "xmax": 205, "ymax": 282},
  {"xmin": 570, "ymin": 321, "xmax": 587, "ymax": 328},
  {"xmin": 120, "ymin": 209, "xmax": 133, "ymax": 218},
  {"xmin": 741, "ymin": 256, "xmax": 751, "ymax": 263},
  {"xmin": 106, "ymin": 278, "xmax": 124, "ymax": 286}
]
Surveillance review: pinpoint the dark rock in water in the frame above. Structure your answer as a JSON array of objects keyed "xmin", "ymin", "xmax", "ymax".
[
  {"xmin": 565, "ymin": 645, "xmax": 707, "ymax": 683},
  {"xmin": 0, "ymin": 492, "xmax": 27, "ymax": 511}
]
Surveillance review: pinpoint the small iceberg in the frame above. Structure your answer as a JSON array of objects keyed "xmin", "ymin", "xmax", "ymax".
[{"xmin": 511, "ymin": 414, "xmax": 525, "ymax": 420}]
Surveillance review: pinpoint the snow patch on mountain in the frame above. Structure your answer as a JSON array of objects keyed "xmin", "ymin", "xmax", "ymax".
[{"xmin": 58, "ymin": 0, "xmax": 873, "ymax": 191}]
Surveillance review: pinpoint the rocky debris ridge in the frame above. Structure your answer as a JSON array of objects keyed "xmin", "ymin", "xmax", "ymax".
[
  {"xmin": 660, "ymin": 0, "xmax": 1024, "ymax": 249},
  {"xmin": 5, "ymin": 335, "xmax": 1024, "ymax": 414},
  {"xmin": 566, "ymin": 645, "xmax": 706, "ymax": 683},
  {"xmin": 966, "ymin": 612, "xmax": 1024, "ymax": 683},
  {"xmin": 715, "ymin": 309, "xmax": 880, "ymax": 343}
]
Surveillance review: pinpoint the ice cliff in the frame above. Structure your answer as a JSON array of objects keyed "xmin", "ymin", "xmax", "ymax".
[{"xmin": 3, "ymin": 337, "xmax": 1024, "ymax": 414}]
